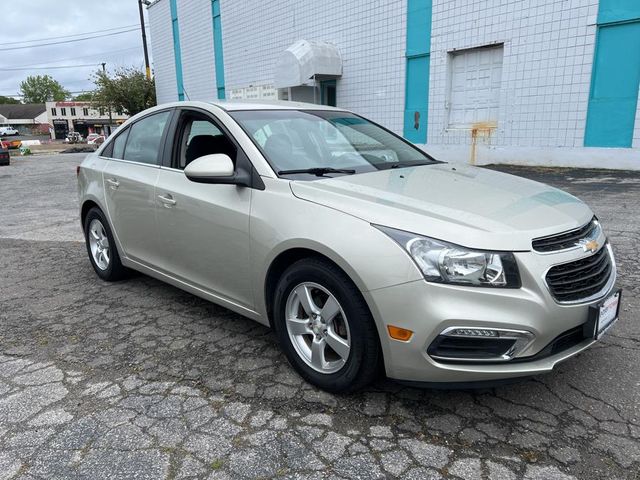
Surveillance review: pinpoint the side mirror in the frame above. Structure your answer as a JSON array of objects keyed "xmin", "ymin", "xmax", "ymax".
[{"xmin": 184, "ymin": 154, "xmax": 235, "ymax": 182}]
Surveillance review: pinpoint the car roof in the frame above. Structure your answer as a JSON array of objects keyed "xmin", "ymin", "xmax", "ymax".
[
  {"xmin": 141, "ymin": 99, "xmax": 346, "ymax": 113},
  {"xmin": 208, "ymin": 99, "xmax": 345, "ymax": 112},
  {"xmin": 119, "ymin": 100, "xmax": 350, "ymax": 128}
]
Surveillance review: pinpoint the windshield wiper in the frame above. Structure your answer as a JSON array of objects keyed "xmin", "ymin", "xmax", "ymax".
[
  {"xmin": 389, "ymin": 161, "xmax": 435, "ymax": 169},
  {"xmin": 278, "ymin": 167, "xmax": 356, "ymax": 177}
]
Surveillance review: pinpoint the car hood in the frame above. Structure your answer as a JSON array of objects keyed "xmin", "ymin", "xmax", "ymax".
[{"xmin": 289, "ymin": 164, "xmax": 593, "ymax": 251}]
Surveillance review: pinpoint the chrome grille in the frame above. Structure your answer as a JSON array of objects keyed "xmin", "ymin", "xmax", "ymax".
[
  {"xmin": 545, "ymin": 245, "xmax": 613, "ymax": 303},
  {"xmin": 532, "ymin": 218, "xmax": 598, "ymax": 252}
]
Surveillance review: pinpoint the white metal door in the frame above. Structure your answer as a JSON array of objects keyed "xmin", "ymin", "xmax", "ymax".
[{"xmin": 448, "ymin": 45, "xmax": 504, "ymax": 128}]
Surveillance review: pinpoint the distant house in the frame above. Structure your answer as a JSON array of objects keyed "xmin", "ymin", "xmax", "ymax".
[{"xmin": 0, "ymin": 104, "xmax": 48, "ymax": 135}]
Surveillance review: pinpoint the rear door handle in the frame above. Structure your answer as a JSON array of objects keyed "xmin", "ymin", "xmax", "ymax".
[
  {"xmin": 158, "ymin": 194, "xmax": 177, "ymax": 207},
  {"xmin": 106, "ymin": 178, "xmax": 120, "ymax": 189}
]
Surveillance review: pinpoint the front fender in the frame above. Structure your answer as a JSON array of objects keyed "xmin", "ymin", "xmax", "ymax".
[{"xmin": 250, "ymin": 178, "xmax": 422, "ymax": 318}]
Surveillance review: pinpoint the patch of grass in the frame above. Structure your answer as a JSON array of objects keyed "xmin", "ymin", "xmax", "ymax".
[{"xmin": 211, "ymin": 459, "xmax": 223, "ymax": 470}]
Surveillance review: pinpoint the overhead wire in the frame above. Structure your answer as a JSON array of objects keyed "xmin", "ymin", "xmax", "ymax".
[
  {"xmin": 6, "ymin": 28, "xmax": 140, "ymax": 51},
  {"xmin": 1, "ymin": 47, "xmax": 140, "ymax": 69},
  {"xmin": 0, "ymin": 64, "xmax": 100, "ymax": 71},
  {"xmin": 3, "ymin": 24, "xmax": 142, "ymax": 46}
]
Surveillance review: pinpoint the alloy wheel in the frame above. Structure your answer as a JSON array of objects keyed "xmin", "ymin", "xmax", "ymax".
[
  {"xmin": 285, "ymin": 282, "xmax": 351, "ymax": 374},
  {"xmin": 88, "ymin": 219, "xmax": 110, "ymax": 270}
]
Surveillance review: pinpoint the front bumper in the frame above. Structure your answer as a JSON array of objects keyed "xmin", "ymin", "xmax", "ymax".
[{"xmin": 364, "ymin": 247, "xmax": 617, "ymax": 384}]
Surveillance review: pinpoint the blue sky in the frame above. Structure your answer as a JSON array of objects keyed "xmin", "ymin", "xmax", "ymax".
[{"xmin": 0, "ymin": 0, "xmax": 151, "ymax": 99}]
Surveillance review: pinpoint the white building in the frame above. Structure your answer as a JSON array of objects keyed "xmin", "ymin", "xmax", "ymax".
[
  {"xmin": 147, "ymin": 0, "xmax": 640, "ymax": 169},
  {"xmin": 0, "ymin": 104, "xmax": 48, "ymax": 134},
  {"xmin": 45, "ymin": 101, "xmax": 129, "ymax": 140}
]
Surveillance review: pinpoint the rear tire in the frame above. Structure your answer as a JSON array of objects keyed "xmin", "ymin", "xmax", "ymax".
[
  {"xmin": 273, "ymin": 257, "xmax": 380, "ymax": 393},
  {"xmin": 84, "ymin": 207, "xmax": 129, "ymax": 281}
]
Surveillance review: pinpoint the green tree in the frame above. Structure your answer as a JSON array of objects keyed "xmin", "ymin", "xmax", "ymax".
[
  {"xmin": 92, "ymin": 67, "xmax": 156, "ymax": 116},
  {"xmin": 0, "ymin": 95, "xmax": 21, "ymax": 104},
  {"xmin": 73, "ymin": 92, "xmax": 94, "ymax": 101},
  {"xmin": 19, "ymin": 75, "xmax": 70, "ymax": 103}
]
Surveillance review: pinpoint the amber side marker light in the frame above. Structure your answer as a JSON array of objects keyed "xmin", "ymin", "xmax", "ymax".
[{"xmin": 387, "ymin": 325, "xmax": 413, "ymax": 342}]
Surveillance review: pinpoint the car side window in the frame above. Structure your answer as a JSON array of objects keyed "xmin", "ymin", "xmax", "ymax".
[
  {"xmin": 123, "ymin": 111, "xmax": 171, "ymax": 165},
  {"xmin": 176, "ymin": 113, "xmax": 237, "ymax": 170},
  {"xmin": 112, "ymin": 129, "xmax": 129, "ymax": 159}
]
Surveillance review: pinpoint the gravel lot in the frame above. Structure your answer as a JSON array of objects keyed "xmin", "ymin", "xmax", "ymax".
[{"xmin": 0, "ymin": 154, "xmax": 638, "ymax": 480}]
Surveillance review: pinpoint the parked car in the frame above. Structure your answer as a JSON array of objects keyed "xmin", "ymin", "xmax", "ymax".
[
  {"xmin": 0, "ymin": 126, "xmax": 19, "ymax": 136},
  {"xmin": 64, "ymin": 132, "xmax": 83, "ymax": 144},
  {"xmin": 0, "ymin": 138, "xmax": 21, "ymax": 149},
  {"xmin": 77, "ymin": 101, "xmax": 620, "ymax": 392},
  {"xmin": 0, "ymin": 144, "xmax": 9, "ymax": 166},
  {"xmin": 87, "ymin": 133, "xmax": 105, "ymax": 145}
]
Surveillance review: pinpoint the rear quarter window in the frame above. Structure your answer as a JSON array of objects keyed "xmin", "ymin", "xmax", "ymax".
[{"xmin": 112, "ymin": 129, "xmax": 129, "ymax": 159}]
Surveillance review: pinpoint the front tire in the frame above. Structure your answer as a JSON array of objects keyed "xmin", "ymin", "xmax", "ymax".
[
  {"xmin": 273, "ymin": 257, "xmax": 381, "ymax": 393},
  {"xmin": 83, "ymin": 207, "xmax": 128, "ymax": 281}
]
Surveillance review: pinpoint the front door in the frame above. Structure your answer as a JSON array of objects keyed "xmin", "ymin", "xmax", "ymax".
[
  {"xmin": 154, "ymin": 109, "xmax": 253, "ymax": 309},
  {"xmin": 321, "ymin": 80, "xmax": 337, "ymax": 107},
  {"xmin": 102, "ymin": 110, "xmax": 171, "ymax": 266}
]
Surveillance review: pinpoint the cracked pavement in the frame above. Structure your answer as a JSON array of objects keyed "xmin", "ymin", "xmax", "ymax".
[{"xmin": 0, "ymin": 154, "xmax": 638, "ymax": 480}]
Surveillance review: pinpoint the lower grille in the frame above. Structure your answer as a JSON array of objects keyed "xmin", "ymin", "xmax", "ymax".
[
  {"xmin": 431, "ymin": 325, "xmax": 588, "ymax": 365},
  {"xmin": 545, "ymin": 245, "xmax": 613, "ymax": 302}
]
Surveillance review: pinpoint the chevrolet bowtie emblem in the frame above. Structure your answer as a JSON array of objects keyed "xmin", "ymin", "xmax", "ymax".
[{"xmin": 580, "ymin": 239, "xmax": 599, "ymax": 253}]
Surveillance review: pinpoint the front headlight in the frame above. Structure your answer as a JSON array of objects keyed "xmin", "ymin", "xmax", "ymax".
[{"xmin": 376, "ymin": 225, "xmax": 521, "ymax": 288}]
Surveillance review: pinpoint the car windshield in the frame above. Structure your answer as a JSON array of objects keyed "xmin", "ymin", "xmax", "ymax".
[{"xmin": 229, "ymin": 110, "xmax": 438, "ymax": 178}]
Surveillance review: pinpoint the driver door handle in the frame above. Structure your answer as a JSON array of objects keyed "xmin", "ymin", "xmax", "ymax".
[
  {"xmin": 158, "ymin": 193, "xmax": 177, "ymax": 208},
  {"xmin": 106, "ymin": 178, "xmax": 120, "ymax": 189}
]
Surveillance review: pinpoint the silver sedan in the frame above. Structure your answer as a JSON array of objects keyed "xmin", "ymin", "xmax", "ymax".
[{"xmin": 77, "ymin": 101, "xmax": 620, "ymax": 392}]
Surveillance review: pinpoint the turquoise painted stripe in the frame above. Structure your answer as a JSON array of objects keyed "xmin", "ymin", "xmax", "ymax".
[
  {"xmin": 598, "ymin": 0, "xmax": 640, "ymax": 24},
  {"xmin": 585, "ymin": 0, "xmax": 640, "ymax": 147},
  {"xmin": 403, "ymin": 0, "xmax": 432, "ymax": 143},
  {"xmin": 212, "ymin": 0, "xmax": 226, "ymax": 100},
  {"xmin": 170, "ymin": 0, "xmax": 185, "ymax": 101}
]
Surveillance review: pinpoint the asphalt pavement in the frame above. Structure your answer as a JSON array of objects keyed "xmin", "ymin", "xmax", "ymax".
[{"xmin": 0, "ymin": 154, "xmax": 638, "ymax": 480}]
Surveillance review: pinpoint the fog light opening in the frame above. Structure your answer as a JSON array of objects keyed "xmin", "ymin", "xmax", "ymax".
[{"xmin": 428, "ymin": 326, "xmax": 534, "ymax": 362}]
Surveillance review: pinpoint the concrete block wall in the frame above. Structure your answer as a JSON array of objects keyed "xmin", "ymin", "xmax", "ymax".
[
  {"xmin": 177, "ymin": 0, "xmax": 217, "ymax": 101},
  {"xmin": 148, "ymin": 0, "xmax": 178, "ymax": 105},
  {"xmin": 427, "ymin": 0, "xmax": 599, "ymax": 154},
  {"xmin": 221, "ymin": 0, "xmax": 407, "ymax": 133},
  {"xmin": 147, "ymin": 0, "xmax": 639, "ymax": 167}
]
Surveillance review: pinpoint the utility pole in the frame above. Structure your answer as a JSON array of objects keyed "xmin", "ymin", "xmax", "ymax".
[
  {"xmin": 138, "ymin": 0, "xmax": 152, "ymax": 80},
  {"xmin": 101, "ymin": 62, "xmax": 114, "ymax": 136}
]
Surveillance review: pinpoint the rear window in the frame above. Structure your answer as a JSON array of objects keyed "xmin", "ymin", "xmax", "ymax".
[{"xmin": 122, "ymin": 111, "xmax": 171, "ymax": 165}]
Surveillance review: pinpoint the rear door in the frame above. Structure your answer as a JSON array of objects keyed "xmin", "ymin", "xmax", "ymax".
[
  {"xmin": 102, "ymin": 109, "xmax": 172, "ymax": 266},
  {"xmin": 154, "ymin": 108, "xmax": 254, "ymax": 309}
]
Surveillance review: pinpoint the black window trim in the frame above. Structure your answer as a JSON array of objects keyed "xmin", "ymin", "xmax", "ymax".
[
  {"xmin": 161, "ymin": 106, "xmax": 264, "ymax": 190},
  {"xmin": 98, "ymin": 107, "xmax": 175, "ymax": 167}
]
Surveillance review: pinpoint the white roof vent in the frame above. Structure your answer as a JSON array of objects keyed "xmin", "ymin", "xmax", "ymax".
[{"xmin": 274, "ymin": 40, "xmax": 342, "ymax": 88}]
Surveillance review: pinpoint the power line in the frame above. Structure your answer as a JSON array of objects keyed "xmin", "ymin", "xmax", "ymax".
[
  {"xmin": 0, "ymin": 64, "xmax": 99, "ymax": 72},
  {"xmin": 2, "ymin": 24, "xmax": 142, "ymax": 46},
  {"xmin": 0, "ymin": 91, "xmax": 92, "ymax": 97},
  {"xmin": 7, "ymin": 28, "xmax": 140, "ymax": 51},
  {"xmin": 1, "ymin": 47, "xmax": 140, "ymax": 69}
]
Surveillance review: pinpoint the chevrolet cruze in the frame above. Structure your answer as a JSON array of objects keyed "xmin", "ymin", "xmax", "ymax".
[{"xmin": 78, "ymin": 101, "xmax": 621, "ymax": 392}]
